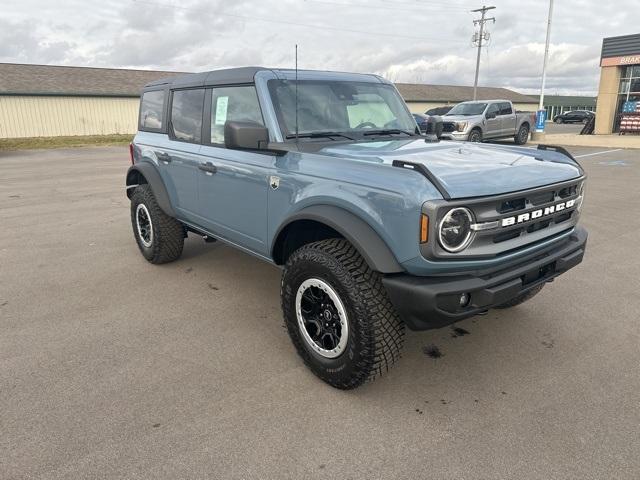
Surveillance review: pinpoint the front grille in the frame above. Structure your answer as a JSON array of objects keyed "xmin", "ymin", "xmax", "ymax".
[
  {"xmin": 442, "ymin": 122, "xmax": 456, "ymax": 133},
  {"xmin": 482, "ymin": 182, "xmax": 580, "ymax": 248},
  {"xmin": 423, "ymin": 178, "xmax": 584, "ymax": 259}
]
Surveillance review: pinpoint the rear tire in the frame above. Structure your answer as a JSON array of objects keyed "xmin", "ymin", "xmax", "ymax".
[
  {"xmin": 555, "ymin": 118, "xmax": 563, "ymax": 124},
  {"xmin": 130, "ymin": 184, "xmax": 184, "ymax": 264},
  {"xmin": 514, "ymin": 124, "xmax": 530, "ymax": 145},
  {"xmin": 494, "ymin": 284, "xmax": 544, "ymax": 309},
  {"xmin": 281, "ymin": 239, "xmax": 405, "ymax": 389}
]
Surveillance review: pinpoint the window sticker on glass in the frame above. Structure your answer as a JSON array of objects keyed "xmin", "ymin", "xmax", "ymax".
[{"xmin": 215, "ymin": 96, "xmax": 229, "ymax": 125}]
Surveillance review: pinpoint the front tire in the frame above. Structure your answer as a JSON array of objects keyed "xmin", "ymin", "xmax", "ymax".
[
  {"xmin": 281, "ymin": 239, "xmax": 405, "ymax": 389},
  {"xmin": 468, "ymin": 129, "xmax": 482, "ymax": 143},
  {"xmin": 494, "ymin": 284, "xmax": 544, "ymax": 309},
  {"xmin": 514, "ymin": 124, "xmax": 530, "ymax": 145},
  {"xmin": 130, "ymin": 184, "xmax": 184, "ymax": 264}
]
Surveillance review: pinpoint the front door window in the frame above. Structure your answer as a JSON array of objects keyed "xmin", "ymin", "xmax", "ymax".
[{"xmin": 210, "ymin": 86, "xmax": 265, "ymax": 145}]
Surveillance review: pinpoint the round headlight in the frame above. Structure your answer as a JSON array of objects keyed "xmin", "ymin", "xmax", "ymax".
[{"xmin": 438, "ymin": 207, "xmax": 474, "ymax": 252}]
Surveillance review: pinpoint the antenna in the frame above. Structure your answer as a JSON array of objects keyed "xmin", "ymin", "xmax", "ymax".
[{"xmin": 295, "ymin": 44, "xmax": 299, "ymax": 144}]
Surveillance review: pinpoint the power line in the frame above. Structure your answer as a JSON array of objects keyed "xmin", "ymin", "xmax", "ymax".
[
  {"xmin": 471, "ymin": 5, "xmax": 495, "ymax": 101},
  {"xmin": 305, "ymin": 0, "xmax": 470, "ymax": 12},
  {"xmin": 376, "ymin": 0, "xmax": 472, "ymax": 7},
  {"xmin": 131, "ymin": 0, "xmax": 468, "ymax": 43}
]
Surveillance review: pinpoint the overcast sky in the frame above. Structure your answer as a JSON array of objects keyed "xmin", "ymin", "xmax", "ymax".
[{"xmin": 1, "ymin": 0, "xmax": 637, "ymax": 95}]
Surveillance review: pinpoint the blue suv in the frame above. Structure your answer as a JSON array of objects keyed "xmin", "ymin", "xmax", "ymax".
[{"xmin": 126, "ymin": 67, "xmax": 587, "ymax": 389}]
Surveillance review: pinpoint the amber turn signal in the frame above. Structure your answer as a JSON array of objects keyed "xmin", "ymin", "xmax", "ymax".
[{"xmin": 420, "ymin": 214, "xmax": 429, "ymax": 243}]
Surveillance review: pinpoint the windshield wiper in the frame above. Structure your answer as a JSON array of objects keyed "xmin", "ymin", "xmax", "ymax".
[
  {"xmin": 361, "ymin": 129, "xmax": 415, "ymax": 137},
  {"xmin": 285, "ymin": 131, "xmax": 354, "ymax": 140}
]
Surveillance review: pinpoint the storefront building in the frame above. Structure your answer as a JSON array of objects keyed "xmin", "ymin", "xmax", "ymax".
[
  {"xmin": 595, "ymin": 33, "xmax": 640, "ymax": 134},
  {"xmin": 532, "ymin": 95, "xmax": 597, "ymax": 122}
]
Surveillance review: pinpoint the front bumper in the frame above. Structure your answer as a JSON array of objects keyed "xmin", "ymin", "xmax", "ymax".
[
  {"xmin": 382, "ymin": 227, "xmax": 587, "ymax": 330},
  {"xmin": 440, "ymin": 131, "xmax": 468, "ymax": 141}
]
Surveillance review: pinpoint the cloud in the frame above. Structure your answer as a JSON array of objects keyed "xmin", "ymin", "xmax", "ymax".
[
  {"xmin": 0, "ymin": 19, "xmax": 80, "ymax": 64},
  {"xmin": 2, "ymin": 0, "xmax": 638, "ymax": 95}
]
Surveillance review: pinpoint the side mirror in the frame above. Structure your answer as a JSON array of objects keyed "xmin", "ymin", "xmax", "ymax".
[
  {"xmin": 486, "ymin": 111, "xmax": 497, "ymax": 120},
  {"xmin": 423, "ymin": 116, "xmax": 443, "ymax": 142},
  {"xmin": 224, "ymin": 121, "xmax": 269, "ymax": 150}
]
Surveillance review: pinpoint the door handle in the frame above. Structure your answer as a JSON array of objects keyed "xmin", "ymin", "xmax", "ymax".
[
  {"xmin": 198, "ymin": 162, "xmax": 217, "ymax": 175},
  {"xmin": 157, "ymin": 151, "xmax": 172, "ymax": 163}
]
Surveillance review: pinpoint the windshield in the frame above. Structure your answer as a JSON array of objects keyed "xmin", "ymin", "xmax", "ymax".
[
  {"xmin": 267, "ymin": 79, "xmax": 417, "ymax": 138},
  {"xmin": 445, "ymin": 103, "xmax": 488, "ymax": 116}
]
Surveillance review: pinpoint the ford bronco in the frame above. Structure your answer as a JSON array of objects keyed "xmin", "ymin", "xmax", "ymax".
[{"xmin": 126, "ymin": 67, "xmax": 587, "ymax": 389}]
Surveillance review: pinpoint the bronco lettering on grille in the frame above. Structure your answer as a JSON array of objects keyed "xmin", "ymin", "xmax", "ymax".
[{"xmin": 501, "ymin": 199, "xmax": 576, "ymax": 227}]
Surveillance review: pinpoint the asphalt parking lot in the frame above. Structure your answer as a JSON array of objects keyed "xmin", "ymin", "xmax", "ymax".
[{"xmin": 1, "ymin": 144, "xmax": 639, "ymax": 479}]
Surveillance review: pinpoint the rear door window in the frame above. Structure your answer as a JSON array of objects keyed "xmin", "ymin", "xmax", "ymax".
[
  {"xmin": 210, "ymin": 86, "xmax": 264, "ymax": 145},
  {"xmin": 139, "ymin": 90, "xmax": 165, "ymax": 130},
  {"xmin": 170, "ymin": 89, "xmax": 205, "ymax": 143}
]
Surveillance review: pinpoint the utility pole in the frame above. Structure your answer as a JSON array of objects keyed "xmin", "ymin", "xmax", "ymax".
[
  {"xmin": 534, "ymin": 0, "xmax": 554, "ymax": 137},
  {"xmin": 471, "ymin": 5, "xmax": 495, "ymax": 101}
]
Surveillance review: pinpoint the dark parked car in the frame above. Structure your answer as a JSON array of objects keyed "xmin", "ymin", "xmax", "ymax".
[
  {"xmin": 425, "ymin": 105, "xmax": 453, "ymax": 116},
  {"xmin": 413, "ymin": 113, "xmax": 443, "ymax": 138},
  {"xmin": 553, "ymin": 110, "xmax": 594, "ymax": 124}
]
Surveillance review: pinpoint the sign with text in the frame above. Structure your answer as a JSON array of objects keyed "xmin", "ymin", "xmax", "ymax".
[
  {"xmin": 535, "ymin": 109, "xmax": 547, "ymax": 132},
  {"xmin": 601, "ymin": 55, "xmax": 640, "ymax": 67}
]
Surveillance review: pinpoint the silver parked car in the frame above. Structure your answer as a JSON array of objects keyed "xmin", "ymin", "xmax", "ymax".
[{"xmin": 440, "ymin": 100, "xmax": 535, "ymax": 145}]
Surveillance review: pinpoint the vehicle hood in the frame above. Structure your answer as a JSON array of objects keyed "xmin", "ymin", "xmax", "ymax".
[
  {"xmin": 316, "ymin": 139, "xmax": 583, "ymax": 199},
  {"xmin": 441, "ymin": 114, "xmax": 482, "ymax": 123}
]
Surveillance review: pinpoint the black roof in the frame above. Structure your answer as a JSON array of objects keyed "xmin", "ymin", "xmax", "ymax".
[
  {"xmin": 601, "ymin": 33, "xmax": 640, "ymax": 59},
  {"xmin": 145, "ymin": 66, "xmax": 268, "ymax": 89}
]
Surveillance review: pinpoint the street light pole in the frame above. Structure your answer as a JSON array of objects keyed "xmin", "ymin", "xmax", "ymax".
[{"xmin": 535, "ymin": 0, "xmax": 554, "ymax": 136}]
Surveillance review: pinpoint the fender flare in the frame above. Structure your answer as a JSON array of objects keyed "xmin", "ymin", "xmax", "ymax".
[
  {"xmin": 125, "ymin": 163, "xmax": 176, "ymax": 217},
  {"xmin": 273, "ymin": 205, "xmax": 404, "ymax": 273}
]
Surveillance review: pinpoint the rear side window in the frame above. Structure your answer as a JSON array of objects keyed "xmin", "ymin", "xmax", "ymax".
[
  {"xmin": 139, "ymin": 90, "xmax": 165, "ymax": 130},
  {"xmin": 170, "ymin": 89, "xmax": 205, "ymax": 143},
  {"xmin": 210, "ymin": 86, "xmax": 264, "ymax": 145},
  {"xmin": 498, "ymin": 102, "xmax": 513, "ymax": 115}
]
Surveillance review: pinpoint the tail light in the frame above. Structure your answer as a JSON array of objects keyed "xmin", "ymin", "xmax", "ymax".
[{"xmin": 129, "ymin": 143, "xmax": 135, "ymax": 165}]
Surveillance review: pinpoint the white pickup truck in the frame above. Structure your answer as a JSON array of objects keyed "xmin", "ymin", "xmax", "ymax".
[{"xmin": 439, "ymin": 100, "xmax": 535, "ymax": 145}]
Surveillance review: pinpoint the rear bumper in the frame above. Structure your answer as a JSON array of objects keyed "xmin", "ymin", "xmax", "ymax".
[{"xmin": 382, "ymin": 227, "xmax": 587, "ymax": 330}]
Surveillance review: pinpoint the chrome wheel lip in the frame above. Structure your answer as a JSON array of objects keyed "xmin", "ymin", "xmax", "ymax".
[
  {"xmin": 135, "ymin": 203, "xmax": 153, "ymax": 248},
  {"xmin": 295, "ymin": 278, "xmax": 349, "ymax": 359}
]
